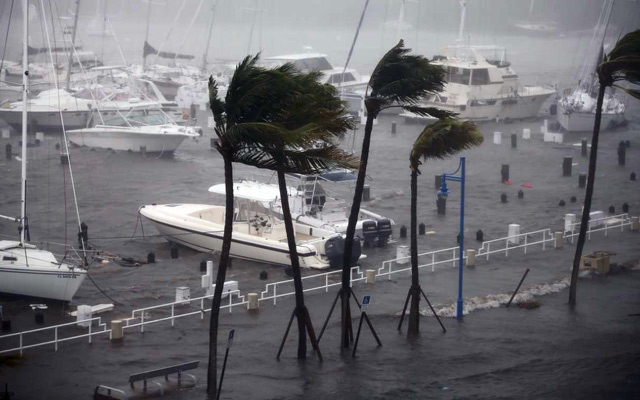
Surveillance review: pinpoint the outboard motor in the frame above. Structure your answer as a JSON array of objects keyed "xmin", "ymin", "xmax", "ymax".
[
  {"xmin": 324, "ymin": 236, "xmax": 345, "ymax": 269},
  {"xmin": 361, "ymin": 220, "xmax": 378, "ymax": 248},
  {"xmin": 350, "ymin": 237, "xmax": 362, "ymax": 267},
  {"xmin": 376, "ymin": 218, "xmax": 393, "ymax": 246}
]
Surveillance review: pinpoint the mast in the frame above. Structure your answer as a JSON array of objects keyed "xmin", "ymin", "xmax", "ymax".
[
  {"xmin": 142, "ymin": 0, "xmax": 152, "ymax": 70},
  {"xmin": 20, "ymin": 0, "xmax": 28, "ymax": 245},
  {"xmin": 201, "ymin": 0, "xmax": 217, "ymax": 73},
  {"xmin": 457, "ymin": 0, "xmax": 467, "ymax": 45},
  {"xmin": 65, "ymin": 0, "xmax": 80, "ymax": 90}
]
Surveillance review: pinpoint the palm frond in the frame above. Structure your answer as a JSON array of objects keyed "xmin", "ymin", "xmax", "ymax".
[
  {"xmin": 598, "ymin": 29, "xmax": 640, "ymax": 87},
  {"xmin": 208, "ymin": 76, "xmax": 226, "ymax": 128},
  {"xmin": 367, "ymin": 40, "xmax": 446, "ymax": 111},
  {"xmin": 401, "ymin": 105, "xmax": 456, "ymax": 120},
  {"xmin": 410, "ymin": 118, "xmax": 484, "ymax": 171},
  {"xmin": 613, "ymin": 85, "xmax": 640, "ymax": 100},
  {"xmin": 242, "ymin": 145, "xmax": 359, "ymax": 174}
]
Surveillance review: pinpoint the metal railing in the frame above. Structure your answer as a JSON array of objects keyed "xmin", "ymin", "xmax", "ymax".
[{"xmin": 1, "ymin": 212, "xmax": 634, "ymax": 355}]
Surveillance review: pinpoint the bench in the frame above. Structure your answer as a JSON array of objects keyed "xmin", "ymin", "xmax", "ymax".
[{"xmin": 93, "ymin": 361, "xmax": 199, "ymax": 399}]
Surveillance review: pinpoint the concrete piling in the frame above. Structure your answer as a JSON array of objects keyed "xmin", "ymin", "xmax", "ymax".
[
  {"xmin": 631, "ymin": 172, "xmax": 637, "ymax": 181},
  {"xmin": 391, "ymin": 121, "xmax": 397, "ymax": 134},
  {"xmin": 581, "ymin": 138, "xmax": 588, "ymax": 157},
  {"xmin": 140, "ymin": 146, "xmax": 147, "ymax": 156},
  {"xmin": 247, "ymin": 293, "xmax": 259, "ymax": 310},
  {"xmin": 147, "ymin": 252, "xmax": 155, "ymax": 264},
  {"xmin": 363, "ymin": 185, "xmax": 370, "ymax": 201},
  {"xmin": 437, "ymin": 193, "xmax": 447, "ymax": 214},
  {"xmin": 476, "ymin": 229, "xmax": 484, "ymax": 242},
  {"xmin": 466, "ymin": 249, "xmax": 476, "ymax": 267},
  {"xmin": 111, "ymin": 320, "xmax": 124, "ymax": 341},
  {"xmin": 517, "ymin": 190, "xmax": 524, "ymax": 199},
  {"xmin": 418, "ymin": 223, "xmax": 426, "ymax": 235},
  {"xmin": 399, "ymin": 225, "xmax": 407, "ymax": 238},
  {"xmin": 501, "ymin": 164, "xmax": 509, "ymax": 183},
  {"xmin": 366, "ymin": 269, "xmax": 376, "ymax": 284},
  {"xmin": 622, "ymin": 203, "xmax": 629, "ymax": 213},
  {"xmin": 170, "ymin": 245, "xmax": 179, "ymax": 259},
  {"xmin": 570, "ymin": 196, "xmax": 577, "ymax": 203},
  {"xmin": 554, "ymin": 231, "xmax": 563, "ymax": 248},
  {"xmin": 501, "ymin": 193, "xmax": 508, "ymax": 203},
  {"xmin": 522, "ymin": 128, "xmax": 531, "ymax": 139},
  {"xmin": 608, "ymin": 205, "xmax": 615, "ymax": 214},
  {"xmin": 631, "ymin": 216, "xmax": 639, "ymax": 231},
  {"xmin": 511, "ymin": 132, "xmax": 517, "ymax": 148},
  {"xmin": 60, "ymin": 152, "xmax": 69, "ymax": 165},
  {"xmin": 5, "ymin": 144, "xmax": 11, "ymax": 160},
  {"xmin": 435, "ymin": 174, "xmax": 442, "ymax": 189},
  {"xmin": 618, "ymin": 141, "xmax": 626, "ymax": 166},
  {"xmin": 259, "ymin": 270, "xmax": 268, "ymax": 280},
  {"xmin": 579, "ymin": 173, "xmax": 587, "ymax": 188},
  {"xmin": 493, "ymin": 131, "xmax": 502, "ymax": 145},
  {"xmin": 563, "ymin": 156, "xmax": 572, "ymax": 177},
  {"xmin": 559, "ymin": 199, "xmax": 566, "ymax": 207}
]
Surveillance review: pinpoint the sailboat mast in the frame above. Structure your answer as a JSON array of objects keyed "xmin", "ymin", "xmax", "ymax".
[
  {"xmin": 20, "ymin": 0, "xmax": 29, "ymax": 245},
  {"xmin": 143, "ymin": 0, "xmax": 152, "ymax": 70},
  {"xmin": 457, "ymin": 0, "xmax": 467, "ymax": 45},
  {"xmin": 202, "ymin": 0, "xmax": 217, "ymax": 73},
  {"xmin": 65, "ymin": 0, "xmax": 81, "ymax": 90}
]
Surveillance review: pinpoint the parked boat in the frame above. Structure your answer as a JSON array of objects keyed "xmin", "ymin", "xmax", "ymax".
[
  {"xmin": 139, "ymin": 185, "xmax": 362, "ymax": 269},
  {"xmin": 217, "ymin": 173, "xmax": 395, "ymax": 245},
  {"xmin": 0, "ymin": 0, "xmax": 86, "ymax": 301},
  {"xmin": 556, "ymin": 0, "xmax": 625, "ymax": 132},
  {"xmin": 66, "ymin": 108, "xmax": 199, "ymax": 153}
]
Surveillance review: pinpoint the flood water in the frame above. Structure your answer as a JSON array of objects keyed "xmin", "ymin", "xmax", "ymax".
[{"xmin": 2, "ymin": 2, "xmax": 640, "ymax": 398}]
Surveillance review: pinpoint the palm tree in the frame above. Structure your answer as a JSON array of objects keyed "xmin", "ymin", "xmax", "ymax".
[
  {"xmin": 206, "ymin": 55, "xmax": 300, "ymax": 398},
  {"xmin": 338, "ymin": 40, "xmax": 453, "ymax": 349},
  {"xmin": 242, "ymin": 71, "xmax": 357, "ymax": 359},
  {"xmin": 569, "ymin": 29, "xmax": 640, "ymax": 305},
  {"xmin": 406, "ymin": 118, "xmax": 483, "ymax": 335}
]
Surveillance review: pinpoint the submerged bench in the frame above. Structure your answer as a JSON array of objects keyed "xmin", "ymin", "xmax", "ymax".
[{"xmin": 94, "ymin": 360, "xmax": 199, "ymax": 399}]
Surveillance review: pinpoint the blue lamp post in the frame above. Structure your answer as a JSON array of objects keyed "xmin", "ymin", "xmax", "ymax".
[{"xmin": 437, "ymin": 157, "xmax": 466, "ymax": 319}]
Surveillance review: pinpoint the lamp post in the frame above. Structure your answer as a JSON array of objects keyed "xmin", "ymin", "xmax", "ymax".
[{"xmin": 437, "ymin": 157, "xmax": 466, "ymax": 319}]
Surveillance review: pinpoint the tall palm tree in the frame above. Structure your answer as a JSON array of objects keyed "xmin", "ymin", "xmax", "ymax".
[
  {"xmin": 406, "ymin": 118, "xmax": 483, "ymax": 335},
  {"xmin": 338, "ymin": 40, "xmax": 452, "ymax": 348},
  {"xmin": 569, "ymin": 29, "xmax": 640, "ymax": 305},
  {"xmin": 243, "ymin": 71, "xmax": 357, "ymax": 359},
  {"xmin": 206, "ymin": 55, "xmax": 301, "ymax": 398}
]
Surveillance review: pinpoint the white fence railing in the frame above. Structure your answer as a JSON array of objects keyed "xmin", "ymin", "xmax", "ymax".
[{"xmin": 1, "ymin": 213, "xmax": 634, "ymax": 355}]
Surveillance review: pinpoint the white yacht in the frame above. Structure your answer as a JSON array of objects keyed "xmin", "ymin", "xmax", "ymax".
[
  {"xmin": 66, "ymin": 108, "xmax": 199, "ymax": 153},
  {"xmin": 139, "ymin": 185, "xmax": 361, "ymax": 269},
  {"xmin": 0, "ymin": 0, "xmax": 87, "ymax": 301},
  {"xmin": 403, "ymin": 45, "xmax": 555, "ymax": 122},
  {"xmin": 556, "ymin": 0, "xmax": 625, "ymax": 132}
]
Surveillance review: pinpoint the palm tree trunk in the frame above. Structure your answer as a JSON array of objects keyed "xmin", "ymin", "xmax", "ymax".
[
  {"xmin": 207, "ymin": 155, "xmax": 234, "ymax": 399},
  {"xmin": 341, "ymin": 111, "xmax": 375, "ymax": 348},
  {"xmin": 569, "ymin": 84, "xmax": 606, "ymax": 306},
  {"xmin": 408, "ymin": 169, "xmax": 420, "ymax": 335},
  {"xmin": 277, "ymin": 168, "xmax": 308, "ymax": 359}
]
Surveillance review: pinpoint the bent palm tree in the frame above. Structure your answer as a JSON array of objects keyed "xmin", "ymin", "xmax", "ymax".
[
  {"xmin": 206, "ymin": 55, "xmax": 299, "ymax": 398},
  {"xmin": 405, "ymin": 119, "xmax": 482, "ymax": 335},
  {"xmin": 569, "ymin": 29, "xmax": 640, "ymax": 305},
  {"xmin": 338, "ymin": 40, "xmax": 453, "ymax": 349}
]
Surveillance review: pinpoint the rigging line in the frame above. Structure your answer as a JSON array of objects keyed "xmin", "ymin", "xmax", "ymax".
[
  {"xmin": 40, "ymin": 0, "xmax": 87, "ymax": 265},
  {"xmin": 340, "ymin": 0, "xmax": 370, "ymax": 89},
  {"xmin": 172, "ymin": 0, "xmax": 204, "ymax": 62},
  {"xmin": 153, "ymin": 0, "xmax": 188, "ymax": 66},
  {"xmin": 106, "ymin": 16, "xmax": 127, "ymax": 65},
  {"xmin": 0, "ymin": 0, "xmax": 14, "ymax": 75},
  {"xmin": 86, "ymin": 269, "xmax": 121, "ymax": 305}
]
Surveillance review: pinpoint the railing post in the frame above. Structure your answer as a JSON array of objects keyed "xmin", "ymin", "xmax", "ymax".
[
  {"xmin": 228, "ymin": 292, "xmax": 233, "ymax": 314},
  {"xmin": 505, "ymin": 239, "xmax": 509, "ymax": 257},
  {"xmin": 542, "ymin": 231, "xmax": 546, "ymax": 251},
  {"xmin": 141, "ymin": 312, "xmax": 145, "ymax": 333},
  {"xmin": 452, "ymin": 249, "xmax": 456, "ymax": 268},
  {"xmin": 325, "ymin": 275, "xmax": 329, "ymax": 292},
  {"xmin": 20, "ymin": 333, "xmax": 23, "ymax": 357},
  {"xmin": 432, "ymin": 253, "xmax": 435, "ymax": 272},
  {"xmin": 273, "ymin": 285, "xmax": 277, "ymax": 306},
  {"xmin": 524, "ymin": 235, "xmax": 528, "ymax": 254},
  {"xmin": 54, "ymin": 328, "xmax": 58, "ymax": 351},
  {"xmin": 171, "ymin": 305, "xmax": 175, "ymax": 327},
  {"xmin": 487, "ymin": 243, "xmax": 490, "ymax": 261},
  {"xmin": 588, "ymin": 223, "xmax": 592, "ymax": 240},
  {"xmin": 89, "ymin": 321, "xmax": 93, "ymax": 344},
  {"xmin": 388, "ymin": 262, "xmax": 392, "ymax": 280},
  {"xmin": 200, "ymin": 299, "xmax": 205, "ymax": 319}
]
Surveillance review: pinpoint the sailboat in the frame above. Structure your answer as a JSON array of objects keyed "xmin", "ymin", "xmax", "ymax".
[
  {"xmin": 556, "ymin": 0, "xmax": 625, "ymax": 132},
  {"xmin": 0, "ymin": 0, "xmax": 87, "ymax": 301}
]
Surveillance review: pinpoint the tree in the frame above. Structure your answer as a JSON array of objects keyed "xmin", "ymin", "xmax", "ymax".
[
  {"xmin": 240, "ymin": 70, "xmax": 357, "ymax": 359},
  {"xmin": 569, "ymin": 29, "xmax": 640, "ymax": 305},
  {"xmin": 206, "ymin": 55, "xmax": 301, "ymax": 398},
  {"xmin": 337, "ymin": 40, "xmax": 453, "ymax": 349},
  {"xmin": 406, "ymin": 118, "xmax": 482, "ymax": 335}
]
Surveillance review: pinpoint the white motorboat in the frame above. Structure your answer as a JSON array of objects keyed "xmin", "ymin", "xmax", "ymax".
[
  {"xmin": 556, "ymin": 0, "xmax": 625, "ymax": 132},
  {"xmin": 0, "ymin": 0, "xmax": 87, "ymax": 301},
  {"xmin": 217, "ymin": 173, "xmax": 395, "ymax": 246},
  {"xmin": 139, "ymin": 185, "xmax": 362, "ymax": 269},
  {"xmin": 262, "ymin": 53, "xmax": 369, "ymax": 93},
  {"xmin": 405, "ymin": 1, "xmax": 555, "ymax": 122},
  {"xmin": 66, "ymin": 109, "xmax": 199, "ymax": 153}
]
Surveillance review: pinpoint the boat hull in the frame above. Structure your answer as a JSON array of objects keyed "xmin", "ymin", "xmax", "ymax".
[
  {"xmin": 0, "ymin": 109, "xmax": 89, "ymax": 132},
  {"xmin": 557, "ymin": 104, "xmax": 625, "ymax": 132},
  {"xmin": 66, "ymin": 128, "xmax": 191, "ymax": 153},
  {"xmin": 0, "ymin": 244, "xmax": 86, "ymax": 301},
  {"xmin": 139, "ymin": 204, "xmax": 333, "ymax": 269}
]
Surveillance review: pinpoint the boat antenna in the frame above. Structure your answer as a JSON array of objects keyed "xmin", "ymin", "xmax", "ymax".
[
  {"xmin": 457, "ymin": 0, "xmax": 467, "ymax": 47},
  {"xmin": 40, "ymin": 0, "xmax": 87, "ymax": 264},
  {"xmin": 201, "ymin": 0, "xmax": 218, "ymax": 73},
  {"xmin": 340, "ymin": 0, "xmax": 369, "ymax": 90},
  {"xmin": 19, "ymin": 0, "xmax": 29, "ymax": 245},
  {"xmin": 65, "ymin": 0, "xmax": 80, "ymax": 90},
  {"xmin": 142, "ymin": 0, "xmax": 152, "ymax": 70}
]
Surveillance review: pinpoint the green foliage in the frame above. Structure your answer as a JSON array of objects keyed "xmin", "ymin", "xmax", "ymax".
[
  {"xmin": 410, "ymin": 118, "xmax": 484, "ymax": 171},
  {"xmin": 598, "ymin": 29, "xmax": 640, "ymax": 99},
  {"xmin": 366, "ymin": 39, "xmax": 447, "ymax": 116}
]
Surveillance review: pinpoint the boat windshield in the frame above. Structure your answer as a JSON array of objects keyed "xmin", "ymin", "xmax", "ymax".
[{"xmin": 102, "ymin": 110, "xmax": 169, "ymax": 127}]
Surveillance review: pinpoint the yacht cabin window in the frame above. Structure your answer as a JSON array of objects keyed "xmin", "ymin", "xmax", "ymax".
[
  {"xmin": 292, "ymin": 57, "xmax": 333, "ymax": 72},
  {"xmin": 471, "ymin": 69, "xmax": 490, "ymax": 85},
  {"xmin": 329, "ymin": 73, "xmax": 355, "ymax": 84},
  {"xmin": 447, "ymin": 67, "xmax": 471, "ymax": 85}
]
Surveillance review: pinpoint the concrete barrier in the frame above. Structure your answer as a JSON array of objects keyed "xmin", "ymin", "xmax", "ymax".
[
  {"xmin": 631, "ymin": 216, "xmax": 639, "ymax": 231},
  {"xmin": 247, "ymin": 293, "xmax": 259, "ymax": 310},
  {"xmin": 366, "ymin": 269, "xmax": 376, "ymax": 284},
  {"xmin": 554, "ymin": 231, "xmax": 563, "ymax": 248},
  {"xmin": 111, "ymin": 320, "xmax": 124, "ymax": 341},
  {"xmin": 466, "ymin": 249, "xmax": 476, "ymax": 267}
]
